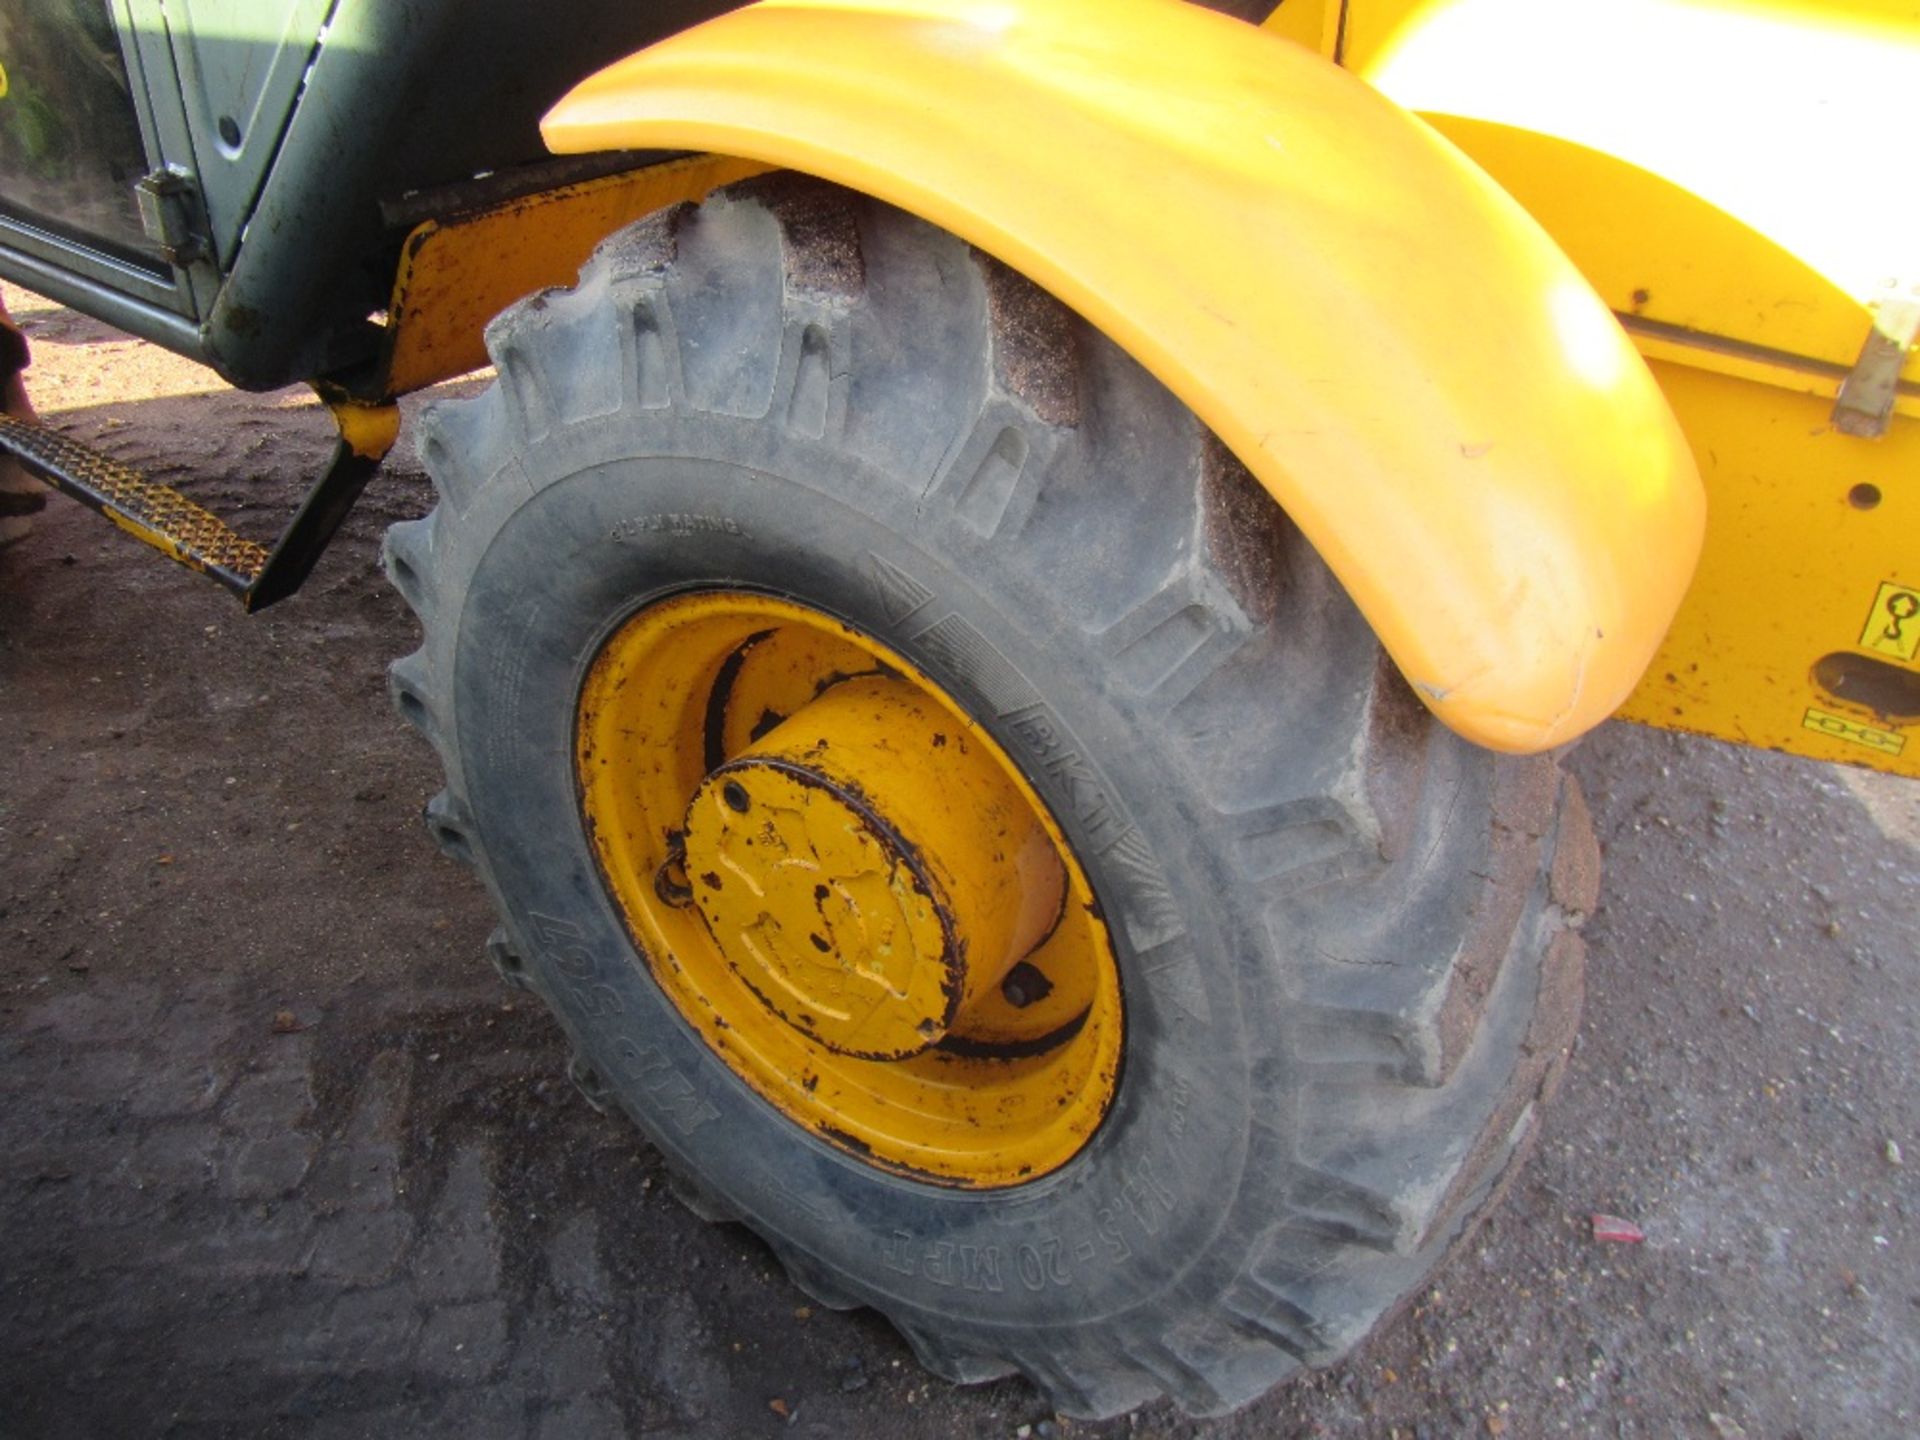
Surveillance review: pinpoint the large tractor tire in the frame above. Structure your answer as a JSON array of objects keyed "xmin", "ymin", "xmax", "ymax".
[{"xmin": 384, "ymin": 176, "xmax": 1597, "ymax": 1419}]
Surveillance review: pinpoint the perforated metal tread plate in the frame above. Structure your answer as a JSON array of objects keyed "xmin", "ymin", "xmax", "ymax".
[{"xmin": 0, "ymin": 414, "xmax": 268, "ymax": 590}]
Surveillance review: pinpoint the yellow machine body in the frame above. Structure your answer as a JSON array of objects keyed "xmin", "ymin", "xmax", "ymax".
[
  {"xmin": 1334, "ymin": 0, "xmax": 1919, "ymax": 775},
  {"xmin": 380, "ymin": 154, "xmax": 768, "ymax": 397},
  {"xmin": 540, "ymin": 0, "xmax": 1706, "ymax": 758}
]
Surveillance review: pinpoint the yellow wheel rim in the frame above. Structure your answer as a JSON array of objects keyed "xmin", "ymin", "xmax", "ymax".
[{"xmin": 576, "ymin": 591, "xmax": 1123, "ymax": 1187}]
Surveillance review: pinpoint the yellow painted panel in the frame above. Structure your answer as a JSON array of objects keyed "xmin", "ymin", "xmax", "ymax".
[
  {"xmin": 1348, "ymin": 0, "xmax": 1920, "ymax": 362},
  {"xmin": 1418, "ymin": 116, "xmax": 1919, "ymax": 389},
  {"xmin": 542, "ymin": 0, "xmax": 1703, "ymax": 755},
  {"xmin": 382, "ymin": 154, "xmax": 768, "ymax": 397},
  {"xmin": 1617, "ymin": 359, "xmax": 1918, "ymax": 779}
]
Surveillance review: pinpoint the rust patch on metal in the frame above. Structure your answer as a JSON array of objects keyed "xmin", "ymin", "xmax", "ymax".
[
  {"xmin": 653, "ymin": 865, "xmax": 693, "ymax": 907},
  {"xmin": 935, "ymin": 1006, "xmax": 1089, "ymax": 1061},
  {"xmin": 653, "ymin": 830, "xmax": 695, "ymax": 908},
  {"xmin": 702, "ymin": 629, "xmax": 776, "ymax": 774},
  {"xmin": 691, "ymin": 753, "xmax": 967, "ymax": 1062}
]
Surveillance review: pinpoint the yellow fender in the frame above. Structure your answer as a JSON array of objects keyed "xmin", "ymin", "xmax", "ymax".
[{"xmin": 542, "ymin": 0, "xmax": 1705, "ymax": 753}]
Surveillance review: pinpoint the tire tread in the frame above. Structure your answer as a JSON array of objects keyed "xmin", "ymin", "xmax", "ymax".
[{"xmin": 390, "ymin": 174, "xmax": 1593, "ymax": 1422}]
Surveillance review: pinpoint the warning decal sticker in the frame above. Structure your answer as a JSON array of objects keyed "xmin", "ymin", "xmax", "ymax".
[
  {"xmin": 1803, "ymin": 706, "xmax": 1906, "ymax": 757},
  {"xmin": 1858, "ymin": 581, "xmax": 1920, "ymax": 663}
]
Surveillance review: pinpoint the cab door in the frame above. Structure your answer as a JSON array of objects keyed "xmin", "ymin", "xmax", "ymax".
[
  {"xmin": 1, "ymin": 1, "xmax": 331, "ymax": 334},
  {"xmin": 0, "ymin": 0, "xmax": 206, "ymax": 322}
]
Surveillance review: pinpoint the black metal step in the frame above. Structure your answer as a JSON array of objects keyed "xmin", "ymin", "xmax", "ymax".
[
  {"xmin": 0, "ymin": 413, "xmax": 268, "ymax": 593},
  {"xmin": 0, "ymin": 397, "xmax": 398, "ymax": 609}
]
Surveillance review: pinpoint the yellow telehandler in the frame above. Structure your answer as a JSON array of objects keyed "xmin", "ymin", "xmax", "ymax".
[{"xmin": 0, "ymin": 0, "xmax": 1910, "ymax": 1416}]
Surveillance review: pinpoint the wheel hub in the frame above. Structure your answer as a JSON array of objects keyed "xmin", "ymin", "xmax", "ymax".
[
  {"xmin": 682, "ymin": 675, "xmax": 1066, "ymax": 1059},
  {"xmin": 574, "ymin": 590, "xmax": 1122, "ymax": 1187}
]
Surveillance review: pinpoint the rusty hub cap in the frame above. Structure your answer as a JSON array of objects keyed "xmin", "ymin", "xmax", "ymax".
[
  {"xmin": 575, "ymin": 592, "xmax": 1121, "ymax": 1187},
  {"xmin": 684, "ymin": 675, "xmax": 1067, "ymax": 1060}
]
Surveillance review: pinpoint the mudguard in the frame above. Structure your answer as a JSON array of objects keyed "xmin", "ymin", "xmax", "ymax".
[{"xmin": 541, "ymin": 0, "xmax": 1704, "ymax": 753}]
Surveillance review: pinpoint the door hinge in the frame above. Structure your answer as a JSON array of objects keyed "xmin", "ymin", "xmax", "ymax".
[
  {"xmin": 1833, "ymin": 278, "xmax": 1920, "ymax": 439},
  {"xmin": 135, "ymin": 167, "xmax": 211, "ymax": 267}
]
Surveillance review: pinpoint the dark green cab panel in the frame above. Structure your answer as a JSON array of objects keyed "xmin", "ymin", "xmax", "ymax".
[
  {"xmin": 0, "ymin": 0, "xmax": 742, "ymax": 387},
  {"xmin": 139, "ymin": 0, "xmax": 335, "ymax": 270}
]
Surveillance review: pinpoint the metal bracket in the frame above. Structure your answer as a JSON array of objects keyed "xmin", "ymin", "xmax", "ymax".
[
  {"xmin": 135, "ymin": 167, "xmax": 211, "ymax": 267},
  {"xmin": 243, "ymin": 392, "xmax": 402, "ymax": 611},
  {"xmin": 1833, "ymin": 279, "xmax": 1920, "ymax": 439}
]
